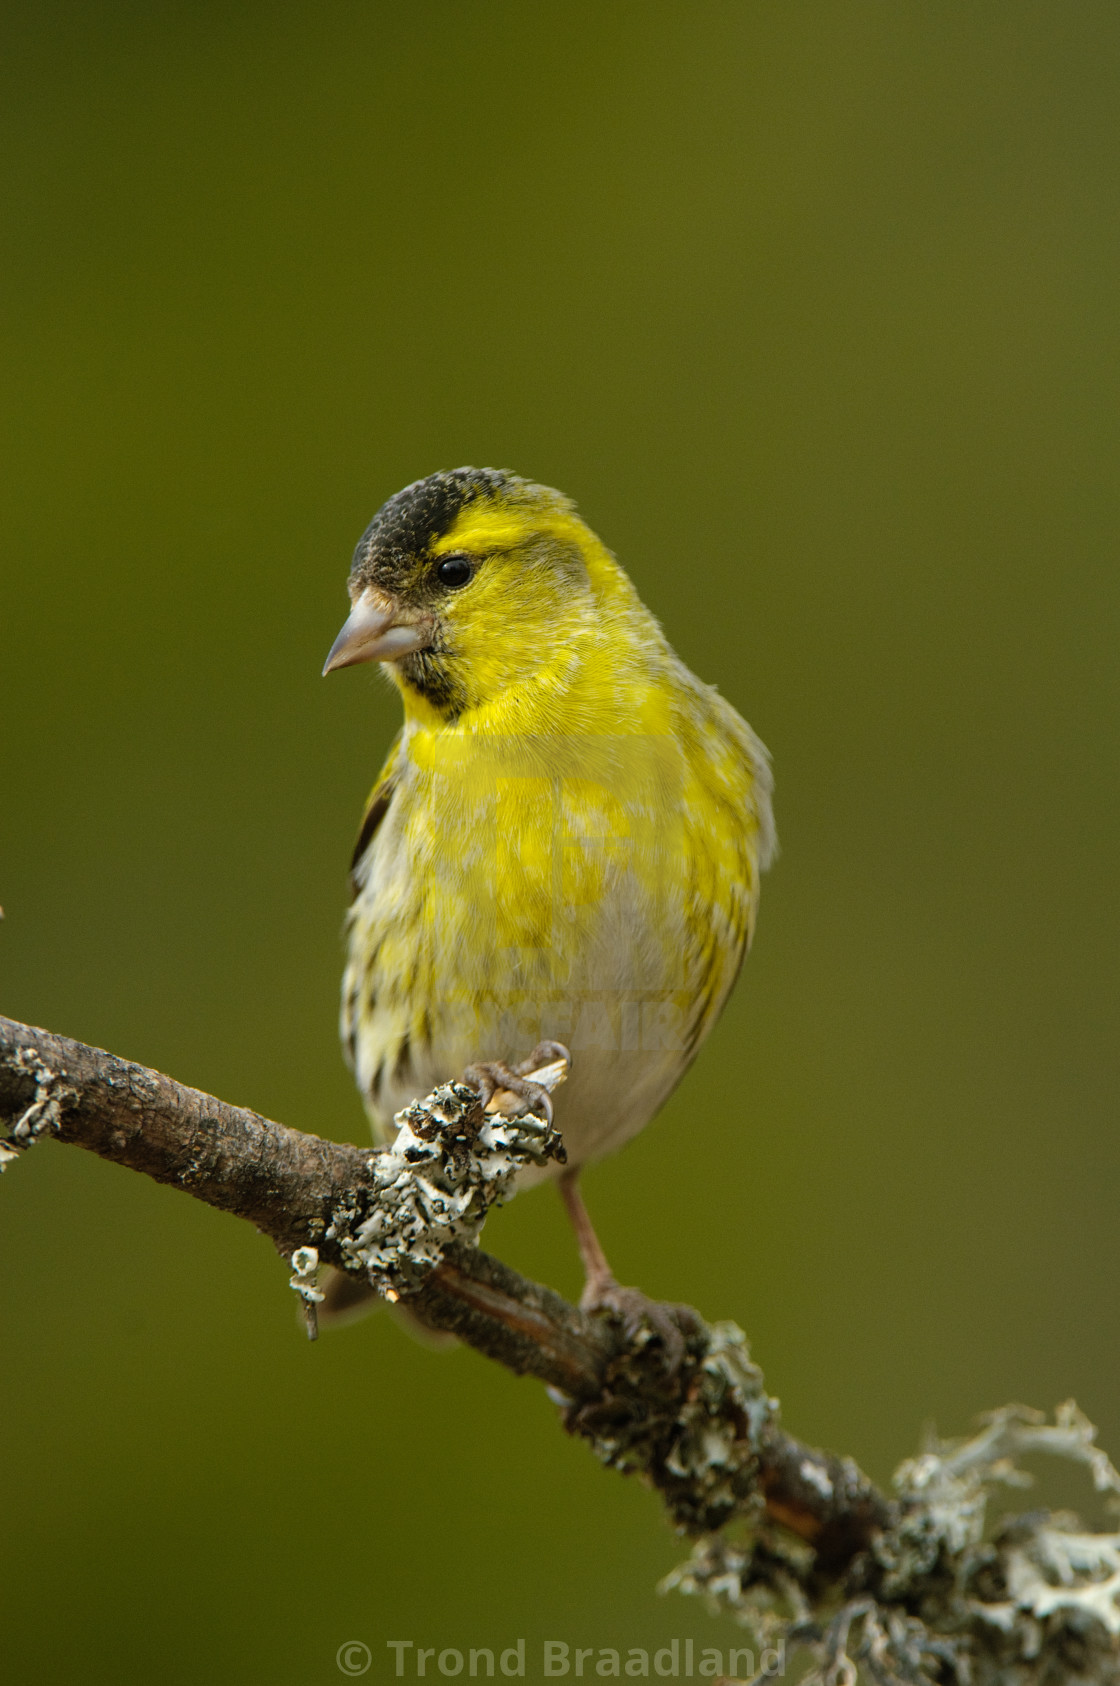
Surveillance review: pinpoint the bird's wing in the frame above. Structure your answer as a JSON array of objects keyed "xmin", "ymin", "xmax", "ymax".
[
  {"xmin": 677, "ymin": 684, "xmax": 776, "ymax": 1056},
  {"xmin": 349, "ymin": 730, "xmax": 403, "ymax": 896}
]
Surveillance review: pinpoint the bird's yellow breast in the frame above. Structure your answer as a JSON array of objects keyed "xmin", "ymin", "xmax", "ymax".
[{"xmin": 343, "ymin": 637, "xmax": 773, "ymax": 1164}]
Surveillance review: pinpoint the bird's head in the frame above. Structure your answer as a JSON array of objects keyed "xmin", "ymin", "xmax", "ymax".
[{"xmin": 322, "ymin": 468, "xmax": 639, "ymax": 721}]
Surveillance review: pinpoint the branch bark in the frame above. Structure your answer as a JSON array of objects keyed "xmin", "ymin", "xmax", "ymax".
[
  {"xmin": 0, "ymin": 1012, "xmax": 885, "ymax": 1548},
  {"xmin": 5, "ymin": 1013, "xmax": 1119, "ymax": 1686}
]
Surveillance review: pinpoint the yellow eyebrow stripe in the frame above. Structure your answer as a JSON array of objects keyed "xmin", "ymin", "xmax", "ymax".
[
  {"xmin": 431, "ymin": 506, "xmax": 591, "ymax": 558},
  {"xmin": 430, "ymin": 498, "xmax": 632, "ymax": 605}
]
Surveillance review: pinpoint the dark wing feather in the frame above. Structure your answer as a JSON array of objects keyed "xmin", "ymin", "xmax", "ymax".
[{"xmin": 349, "ymin": 732, "xmax": 402, "ymax": 897}]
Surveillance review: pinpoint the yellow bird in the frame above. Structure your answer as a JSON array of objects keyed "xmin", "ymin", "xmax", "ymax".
[{"xmin": 323, "ymin": 469, "xmax": 775, "ymax": 1333}]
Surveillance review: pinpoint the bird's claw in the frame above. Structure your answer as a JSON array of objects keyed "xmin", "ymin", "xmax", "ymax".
[
  {"xmin": 463, "ymin": 1042, "xmax": 570, "ymax": 1127},
  {"xmin": 511, "ymin": 1040, "xmax": 571, "ymax": 1079},
  {"xmin": 580, "ymin": 1277, "xmax": 699, "ymax": 1375}
]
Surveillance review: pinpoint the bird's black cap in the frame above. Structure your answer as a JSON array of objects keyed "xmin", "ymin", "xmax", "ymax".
[{"xmin": 350, "ymin": 468, "xmax": 512, "ymax": 581}]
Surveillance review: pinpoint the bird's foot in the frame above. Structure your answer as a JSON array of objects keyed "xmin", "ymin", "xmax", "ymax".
[
  {"xmin": 463, "ymin": 1040, "xmax": 571, "ymax": 1128},
  {"xmin": 580, "ymin": 1273, "xmax": 701, "ymax": 1375}
]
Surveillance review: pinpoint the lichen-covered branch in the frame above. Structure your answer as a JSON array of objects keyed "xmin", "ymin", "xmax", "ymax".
[
  {"xmin": 2, "ymin": 1013, "xmax": 1118, "ymax": 1685},
  {"xmin": 669, "ymin": 1402, "xmax": 1120, "ymax": 1684}
]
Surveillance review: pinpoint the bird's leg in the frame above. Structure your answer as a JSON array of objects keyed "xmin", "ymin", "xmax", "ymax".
[
  {"xmin": 463, "ymin": 1039, "xmax": 570, "ymax": 1127},
  {"xmin": 558, "ymin": 1168, "xmax": 698, "ymax": 1372},
  {"xmin": 558, "ymin": 1166, "xmax": 616, "ymax": 1301}
]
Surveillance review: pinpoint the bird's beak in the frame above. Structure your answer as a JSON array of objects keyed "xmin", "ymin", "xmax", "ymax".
[{"xmin": 321, "ymin": 588, "xmax": 430, "ymax": 676}]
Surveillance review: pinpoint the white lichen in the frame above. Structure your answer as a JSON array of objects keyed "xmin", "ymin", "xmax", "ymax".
[
  {"xmin": 897, "ymin": 1401, "xmax": 1120, "ymax": 1519},
  {"xmin": 665, "ymin": 1401, "xmax": 1120, "ymax": 1685},
  {"xmin": 0, "ymin": 1049, "xmax": 70, "ymax": 1169},
  {"xmin": 656, "ymin": 1321, "xmax": 777, "ymax": 1520},
  {"xmin": 289, "ymin": 1245, "xmax": 325, "ymax": 1304},
  {"xmin": 800, "ymin": 1458, "xmax": 835, "ymax": 1501},
  {"xmin": 1002, "ymin": 1524, "xmax": 1120, "ymax": 1636},
  {"xmin": 872, "ymin": 1403, "xmax": 1120, "ymax": 1679},
  {"xmin": 328, "ymin": 1064, "xmax": 567, "ymax": 1298}
]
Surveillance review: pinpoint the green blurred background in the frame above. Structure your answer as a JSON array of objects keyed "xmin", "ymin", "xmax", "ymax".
[{"xmin": 2, "ymin": 4, "xmax": 1118, "ymax": 1682}]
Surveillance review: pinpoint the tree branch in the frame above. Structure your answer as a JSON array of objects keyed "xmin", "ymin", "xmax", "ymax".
[
  {"xmin": 0, "ymin": 1013, "xmax": 877, "ymax": 1536},
  {"xmin": 4, "ymin": 1013, "xmax": 1119, "ymax": 1686}
]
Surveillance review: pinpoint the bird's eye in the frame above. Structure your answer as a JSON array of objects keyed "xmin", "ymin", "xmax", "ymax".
[{"xmin": 436, "ymin": 554, "xmax": 473, "ymax": 589}]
